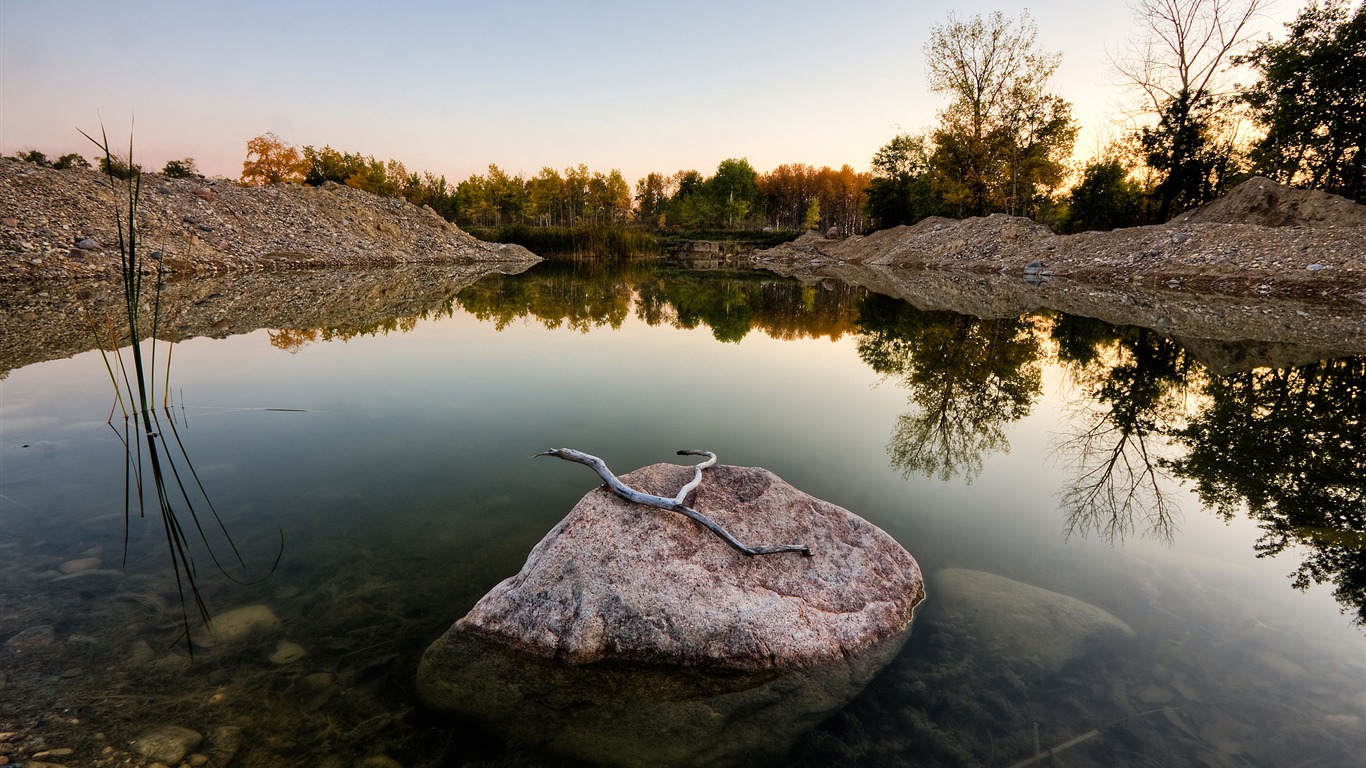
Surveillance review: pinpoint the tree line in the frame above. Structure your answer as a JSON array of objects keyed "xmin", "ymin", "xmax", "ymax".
[{"xmin": 12, "ymin": 0, "xmax": 1359, "ymax": 238}]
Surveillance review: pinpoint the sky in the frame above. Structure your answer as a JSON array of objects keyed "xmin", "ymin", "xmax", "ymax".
[{"xmin": 1, "ymin": 0, "xmax": 1299, "ymax": 187}]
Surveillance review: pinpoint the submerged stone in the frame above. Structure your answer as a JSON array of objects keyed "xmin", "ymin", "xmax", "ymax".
[
  {"xmin": 932, "ymin": 568, "xmax": 1135, "ymax": 675},
  {"xmin": 131, "ymin": 724, "xmax": 203, "ymax": 764},
  {"xmin": 199, "ymin": 604, "xmax": 281, "ymax": 645}
]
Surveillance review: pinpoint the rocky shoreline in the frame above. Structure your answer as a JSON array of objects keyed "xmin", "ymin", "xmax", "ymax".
[
  {"xmin": 0, "ymin": 159, "xmax": 539, "ymax": 282},
  {"xmin": 756, "ymin": 177, "xmax": 1366, "ymax": 304}
]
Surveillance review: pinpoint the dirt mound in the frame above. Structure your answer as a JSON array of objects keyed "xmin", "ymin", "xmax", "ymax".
[
  {"xmin": 0, "ymin": 159, "xmax": 539, "ymax": 281},
  {"xmin": 1175, "ymin": 176, "xmax": 1366, "ymax": 228}
]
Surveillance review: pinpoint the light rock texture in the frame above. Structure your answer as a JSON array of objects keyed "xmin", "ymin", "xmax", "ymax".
[
  {"xmin": 423, "ymin": 462, "xmax": 924, "ymax": 673},
  {"xmin": 932, "ymin": 568, "xmax": 1135, "ymax": 675},
  {"xmin": 417, "ymin": 462, "xmax": 923, "ymax": 766}
]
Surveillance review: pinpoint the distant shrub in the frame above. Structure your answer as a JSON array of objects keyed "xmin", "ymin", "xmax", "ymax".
[
  {"xmin": 161, "ymin": 158, "xmax": 200, "ymax": 178},
  {"xmin": 99, "ymin": 155, "xmax": 142, "ymax": 180},
  {"xmin": 53, "ymin": 153, "xmax": 91, "ymax": 170},
  {"xmin": 14, "ymin": 149, "xmax": 51, "ymax": 166}
]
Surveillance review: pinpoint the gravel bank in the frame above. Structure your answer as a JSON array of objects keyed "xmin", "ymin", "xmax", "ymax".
[{"xmin": 0, "ymin": 158, "xmax": 539, "ymax": 282}]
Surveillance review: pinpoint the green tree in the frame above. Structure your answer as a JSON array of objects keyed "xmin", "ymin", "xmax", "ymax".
[
  {"xmin": 1064, "ymin": 158, "xmax": 1148, "ymax": 232},
  {"xmin": 302, "ymin": 145, "xmax": 367, "ymax": 186},
  {"xmin": 924, "ymin": 11, "xmax": 1077, "ymax": 218},
  {"xmin": 1238, "ymin": 0, "xmax": 1365, "ymax": 201},
  {"xmin": 865, "ymin": 132, "xmax": 938, "ymax": 228},
  {"xmin": 707, "ymin": 158, "xmax": 760, "ymax": 229},
  {"xmin": 634, "ymin": 172, "xmax": 675, "ymax": 227}
]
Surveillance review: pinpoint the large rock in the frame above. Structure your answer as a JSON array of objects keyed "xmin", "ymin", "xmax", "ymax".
[
  {"xmin": 932, "ymin": 568, "xmax": 1135, "ymax": 675},
  {"xmin": 424, "ymin": 462, "xmax": 924, "ymax": 674},
  {"xmin": 417, "ymin": 462, "xmax": 924, "ymax": 766}
]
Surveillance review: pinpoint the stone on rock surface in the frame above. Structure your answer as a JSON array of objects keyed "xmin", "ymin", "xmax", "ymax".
[
  {"xmin": 932, "ymin": 568, "xmax": 1135, "ymax": 675},
  {"xmin": 427, "ymin": 462, "xmax": 924, "ymax": 674},
  {"xmin": 417, "ymin": 462, "xmax": 923, "ymax": 766}
]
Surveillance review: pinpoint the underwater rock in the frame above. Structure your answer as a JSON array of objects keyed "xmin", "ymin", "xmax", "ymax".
[
  {"xmin": 425, "ymin": 462, "xmax": 923, "ymax": 672},
  {"xmin": 200, "ymin": 604, "xmax": 281, "ymax": 645},
  {"xmin": 130, "ymin": 724, "xmax": 202, "ymax": 764},
  {"xmin": 419, "ymin": 614, "xmax": 912, "ymax": 767},
  {"xmin": 267, "ymin": 639, "xmax": 307, "ymax": 664},
  {"xmin": 56, "ymin": 556, "xmax": 100, "ymax": 574},
  {"xmin": 932, "ymin": 568, "xmax": 1135, "ymax": 675},
  {"xmin": 4, "ymin": 624, "xmax": 56, "ymax": 655},
  {"xmin": 417, "ymin": 462, "xmax": 923, "ymax": 766}
]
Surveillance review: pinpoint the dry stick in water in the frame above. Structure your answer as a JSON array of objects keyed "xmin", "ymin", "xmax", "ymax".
[{"xmin": 536, "ymin": 448, "xmax": 812, "ymax": 557}]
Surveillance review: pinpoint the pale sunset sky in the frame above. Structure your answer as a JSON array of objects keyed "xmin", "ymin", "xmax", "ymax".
[{"xmin": 1, "ymin": 0, "xmax": 1297, "ymax": 186}]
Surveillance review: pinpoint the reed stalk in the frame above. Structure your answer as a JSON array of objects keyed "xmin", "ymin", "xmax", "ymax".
[{"xmin": 79, "ymin": 125, "xmax": 277, "ymax": 655}]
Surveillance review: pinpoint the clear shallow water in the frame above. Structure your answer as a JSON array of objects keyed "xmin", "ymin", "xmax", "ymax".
[{"xmin": 1, "ymin": 264, "xmax": 1362, "ymax": 767}]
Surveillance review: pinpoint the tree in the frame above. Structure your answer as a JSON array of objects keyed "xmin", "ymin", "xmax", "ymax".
[
  {"xmin": 865, "ymin": 132, "xmax": 938, "ymax": 228},
  {"xmin": 241, "ymin": 132, "xmax": 309, "ymax": 185},
  {"xmin": 634, "ymin": 172, "xmax": 675, "ymax": 227},
  {"xmin": 707, "ymin": 158, "xmax": 760, "ymax": 229},
  {"xmin": 1065, "ymin": 158, "xmax": 1148, "ymax": 232},
  {"xmin": 160, "ymin": 158, "xmax": 199, "ymax": 178},
  {"xmin": 1238, "ymin": 0, "xmax": 1366, "ymax": 201},
  {"xmin": 924, "ymin": 11, "xmax": 1077, "ymax": 218},
  {"xmin": 1115, "ymin": 0, "xmax": 1264, "ymax": 218}
]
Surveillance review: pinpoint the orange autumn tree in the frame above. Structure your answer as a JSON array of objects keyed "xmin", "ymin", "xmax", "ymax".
[{"xmin": 241, "ymin": 132, "xmax": 309, "ymax": 185}]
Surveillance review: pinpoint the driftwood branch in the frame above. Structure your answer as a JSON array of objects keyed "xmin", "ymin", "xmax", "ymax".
[{"xmin": 535, "ymin": 448, "xmax": 812, "ymax": 558}]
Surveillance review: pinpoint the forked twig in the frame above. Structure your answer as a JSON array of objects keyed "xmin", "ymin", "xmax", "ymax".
[{"xmin": 536, "ymin": 448, "xmax": 811, "ymax": 557}]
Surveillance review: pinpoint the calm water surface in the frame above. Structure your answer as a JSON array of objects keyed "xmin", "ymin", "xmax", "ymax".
[{"xmin": 1, "ymin": 264, "xmax": 1362, "ymax": 767}]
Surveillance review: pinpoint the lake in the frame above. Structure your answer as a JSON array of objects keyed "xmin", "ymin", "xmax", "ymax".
[{"xmin": 1, "ymin": 261, "xmax": 1363, "ymax": 767}]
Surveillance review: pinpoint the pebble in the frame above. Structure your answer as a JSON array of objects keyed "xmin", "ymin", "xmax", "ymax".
[
  {"xmin": 1306, "ymin": 263, "xmax": 1326, "ymax": 270},
  {"xmin": 355, "ymin": 755, "xmax": 405, "ymax": 768},
  {"xmin": 130, "ymin": 725, "xmax": 202, "ymax": 765},
  {"xmin": 205, "ymin": 725, "xmax": 243, "ymax": 767},
  {"xmin": 267, "ymin": 640, "xmax": 307, "ymax": 664},
  {"xmin": 1171, "ymin": 231, "xmax": 1190, "ymax": 244},
  {"xmin": 4, "ymin": 624, "xmax": 56, "ymax": 655},
  {"xmin": 56, "ymin": 557, "xmax": 100, "ymax": 575},
  {"xmin": 74, "ymin": 237, "xmax": 100, "ymax": 250},
  {"xmin": 199, "ymin": 604, "xmax": 281, "ymax": 645}
]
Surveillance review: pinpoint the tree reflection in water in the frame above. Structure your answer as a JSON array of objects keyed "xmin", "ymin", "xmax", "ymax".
[
  {"xmin": 241, "ymin": 261, "xmax": 1366, "ymax": 626},
  {"xmin": 855, "ymin": 294, "xmax": 1042, "ymax": 483},
  {"xmin": 1170, "ymin": 356, "xmax": 1366, "ymax": 626},
  {"xmin": 1049, "ymin": 317, "xmax": 1197, "ymax": 544}
]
